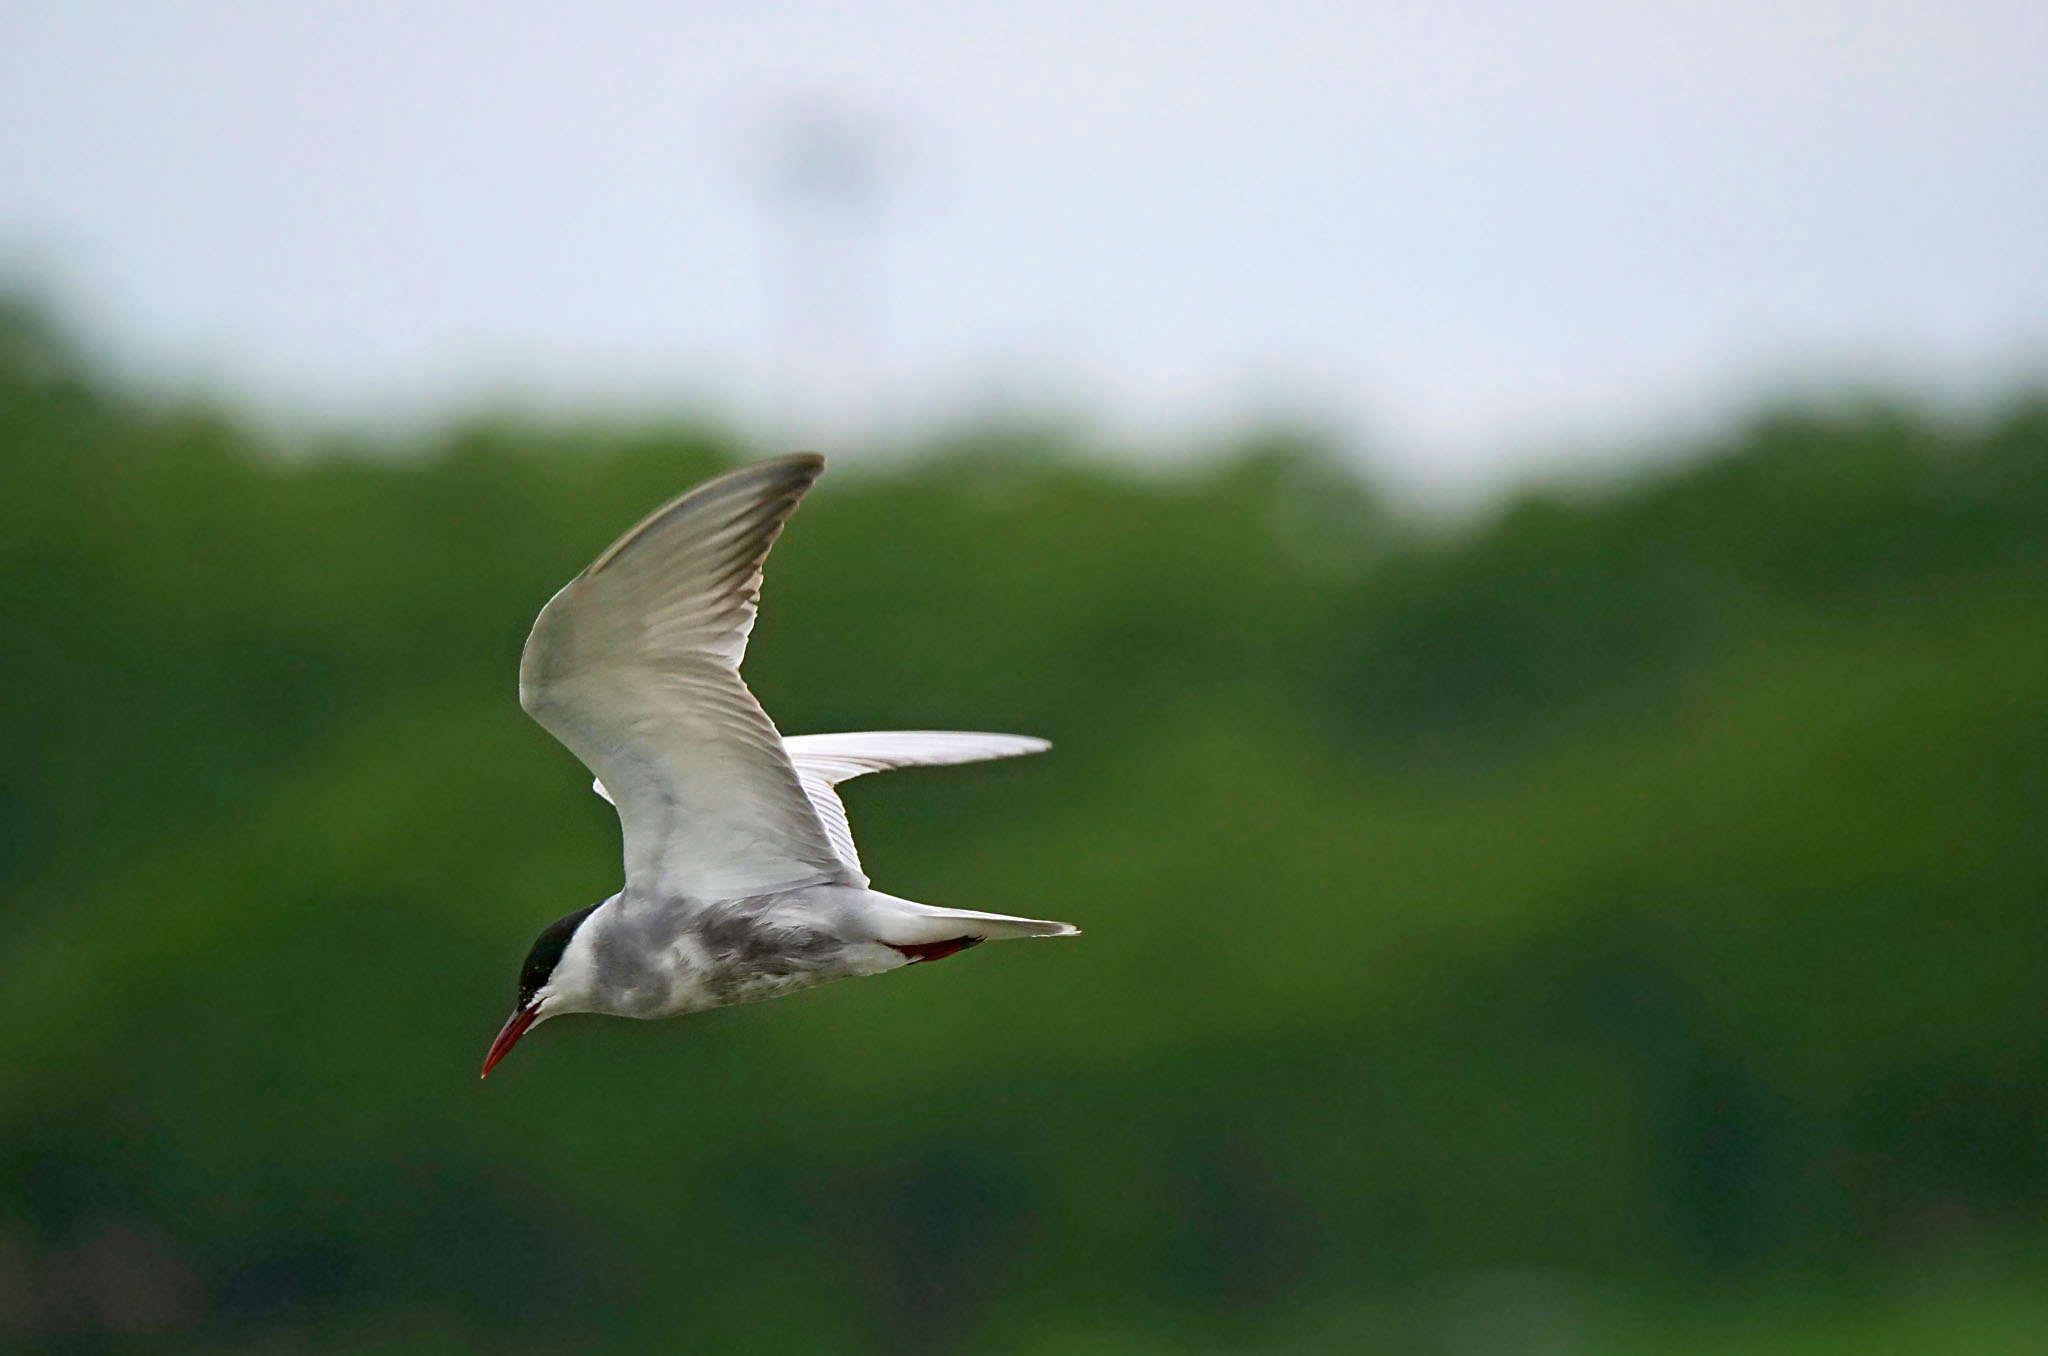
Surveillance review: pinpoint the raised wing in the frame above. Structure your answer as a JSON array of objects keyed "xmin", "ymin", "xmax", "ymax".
[
  {"xmin": 590, "ymin": 731, "xmax": 1050, "ymax": 884},
  {"xmin": 521, "ymin": 455, "xmax": 848, "ymax": 900}
]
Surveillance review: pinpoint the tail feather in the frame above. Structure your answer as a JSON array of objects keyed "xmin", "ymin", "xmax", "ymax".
[{"xmin": 868, "ymin": 898, "xmax": 1079, "ymax": 946}]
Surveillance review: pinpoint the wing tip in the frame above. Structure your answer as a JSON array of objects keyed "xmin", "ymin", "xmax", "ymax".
[
  {"xmin": 586, "ymin": 453, "xmax": 827, "ymax": 578},
  {"xmin": 934, "ymin": 731, "xmax": 1052, "ymax": 757}
]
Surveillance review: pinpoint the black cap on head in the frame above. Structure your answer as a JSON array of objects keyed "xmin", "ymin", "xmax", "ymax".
[{"xmin": 517, "ymin": 903, "xmax": 600, "ymax": 1009}]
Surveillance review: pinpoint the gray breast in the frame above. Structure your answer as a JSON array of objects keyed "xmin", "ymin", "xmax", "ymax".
[{"xmin": 591, "ymin": 889, "xmax": 861, "ymax": 1017}]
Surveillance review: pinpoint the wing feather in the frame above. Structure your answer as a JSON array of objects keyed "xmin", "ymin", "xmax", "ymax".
[
  {"xmin": 782, "ymin": 731, "xmax": 1051, "ymax": 879},
  {"xmin": 591, "ymin": 731, "xmax": 1049, "ymax": 883},
  {"xmin": 521, "ymin": 455, "xmax": 847, "ymax": 900}
]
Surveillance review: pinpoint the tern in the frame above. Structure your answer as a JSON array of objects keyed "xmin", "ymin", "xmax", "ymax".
[{"xmin": 482, "ymin": 455, "xmax": 1076, "ymax": 1076}]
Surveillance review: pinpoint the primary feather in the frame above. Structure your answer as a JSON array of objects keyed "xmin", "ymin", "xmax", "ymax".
[{"xmin": 519, "ymin": 455, "xmax": 843, "ymax": 900}]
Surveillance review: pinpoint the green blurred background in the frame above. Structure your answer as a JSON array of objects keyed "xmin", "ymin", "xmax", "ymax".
[{"xmin": 4, "ymin": 296, "xmax": 2047, "ymax": 1353}]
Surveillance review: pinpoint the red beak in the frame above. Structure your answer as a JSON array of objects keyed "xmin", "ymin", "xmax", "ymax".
[{"xmin": 481, "ymin": 1003, "xmax": 541, "ymax": 1078}]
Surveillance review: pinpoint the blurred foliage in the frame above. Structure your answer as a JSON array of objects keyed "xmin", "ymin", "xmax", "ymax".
[{"xmin": 3, "ymin": 295, "xmax": 2047, "ymax": 1353}]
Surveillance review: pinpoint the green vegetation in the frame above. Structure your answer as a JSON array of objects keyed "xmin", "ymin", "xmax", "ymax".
[{"xmin": 4, "ymin": 298, "xmax": 2047, "ymax": 1352}]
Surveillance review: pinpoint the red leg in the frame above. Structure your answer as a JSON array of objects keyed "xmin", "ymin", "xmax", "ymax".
[{"xmin": 886, "ymin": 936, "xmax": 986, "ymax": 964}]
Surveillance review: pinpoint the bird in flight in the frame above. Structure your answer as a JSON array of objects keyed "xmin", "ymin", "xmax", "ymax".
[{"xmin": 482, "ymin": 455, "xmax": 1075, "ymax": 1076}]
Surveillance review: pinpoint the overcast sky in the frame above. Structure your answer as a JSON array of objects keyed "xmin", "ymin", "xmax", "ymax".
[{"xmin": 4, "ymin": 1, "xmax": 2045, "ymax": 494}]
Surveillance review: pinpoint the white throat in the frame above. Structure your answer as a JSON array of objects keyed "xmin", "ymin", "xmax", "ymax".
[{"xmin": 534, "ymin": 895, "xmax": 614, "ymax": 1020}]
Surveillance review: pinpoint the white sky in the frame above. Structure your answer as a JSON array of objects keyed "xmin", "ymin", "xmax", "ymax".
[{"xmin": 4, "ymin": 1, "xmax": 2045, "ymax": 495}]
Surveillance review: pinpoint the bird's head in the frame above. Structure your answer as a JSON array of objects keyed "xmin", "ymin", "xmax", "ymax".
[{"xmin": 480, "ymin": 900, "xmax": 605, "ymax": 1078}]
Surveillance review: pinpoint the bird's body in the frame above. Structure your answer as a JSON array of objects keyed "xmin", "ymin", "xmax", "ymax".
[
  {"xmin": 546, "ymin": 884, "xmax": 1032, "ymax": 1021},
  {"xmin": 482, "ymin": 455, "xmax": 1074, "ymax": 1075}
]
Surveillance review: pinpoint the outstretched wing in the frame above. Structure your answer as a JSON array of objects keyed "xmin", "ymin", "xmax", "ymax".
[
  {"xmin": 784, "ymin": 731, "xmax": 1050, "ymax": 881},
  {"xmin": 521, "ymin": 455, "xmax": 848, "ymax": 901},
  {"xmin": 591, "ymin": 731, "xmax": 1050, "ymax": 884}
]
